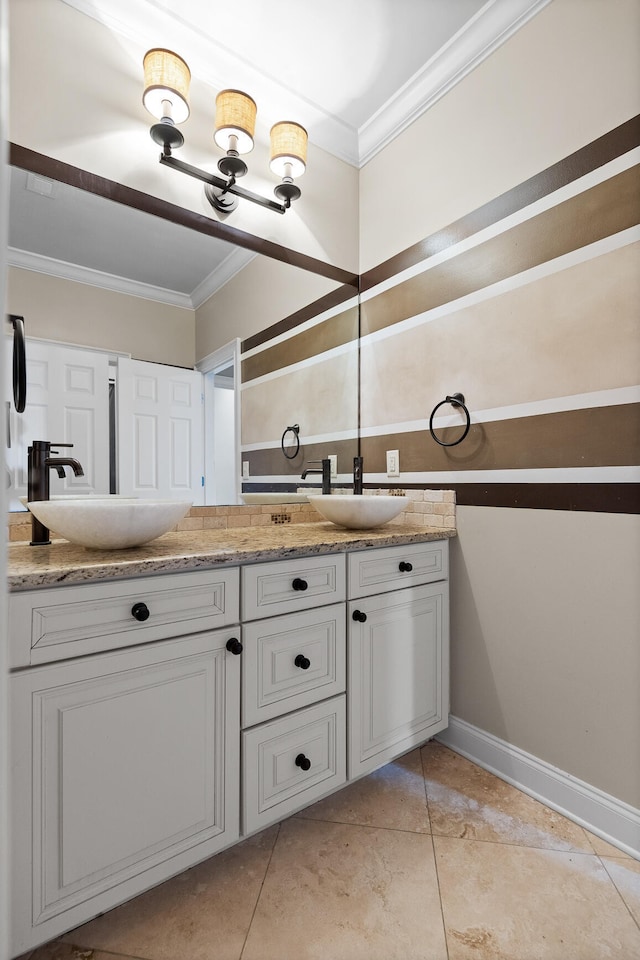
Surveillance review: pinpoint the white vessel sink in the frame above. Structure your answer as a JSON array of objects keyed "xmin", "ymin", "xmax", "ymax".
[
  {"xmin": 308, "ymin": 495, "xmax": 408, "ymax": 529},
  {"xmin": 26, "ymin": 498, "xmax": 192, "ymax": 549}
]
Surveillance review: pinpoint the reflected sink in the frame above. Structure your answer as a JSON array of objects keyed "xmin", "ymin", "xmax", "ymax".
[
  {"xmin": 26, "ymin": 498, "xmax": 192, "ymax": 549},
  {"xmin": 308, "ymin": 495, "xmax": 408, "ymax": 529}
]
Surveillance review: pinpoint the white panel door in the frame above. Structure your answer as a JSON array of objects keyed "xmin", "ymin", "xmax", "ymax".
[
  {"xmin": 5, "ymin": 338, "xmax": 110, "ymax": 509},
  {"xmin": 117, "ymin": 358, "xmax": 204, "ymax": 503}
]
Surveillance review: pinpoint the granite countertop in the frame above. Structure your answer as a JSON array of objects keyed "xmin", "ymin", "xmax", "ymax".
[{"xmin": 7, "ymin": 522, "xmax": 456, "ymax": 591}]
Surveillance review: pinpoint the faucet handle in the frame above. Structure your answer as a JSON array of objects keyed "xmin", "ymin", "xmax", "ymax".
[{"xmin": 50, "ymin": 442, "xmax": 74, "ymax": 454}]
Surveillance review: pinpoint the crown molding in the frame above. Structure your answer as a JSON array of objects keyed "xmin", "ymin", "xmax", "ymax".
[
  {"xmin": 190, "ymin": 246, "xmax": 257, "ymax": 309},
  {"xmin": 358, "ymin": 0, "xmax": 552, "ymax": 166},
  {"xmin": 61, "ymin": 0, "xmax": 551, "ymax": 169},
  {"xmin": 8, "ymin": 247, "xmax": 194, "ymax": 309}
]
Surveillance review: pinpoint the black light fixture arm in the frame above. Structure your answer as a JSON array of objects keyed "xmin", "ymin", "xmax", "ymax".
[{"xmin": 159, "ymin": 152, "xmax": 289, "ymax": 215}]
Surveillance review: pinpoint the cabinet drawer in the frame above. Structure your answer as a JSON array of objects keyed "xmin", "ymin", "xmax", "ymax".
[
  {"xmin": 348, "ymin": 539, "xmax": 448, "ymax": 599},
  {"xmin": 242, "ymin": 603, "xmax": 346, "ymax": 728},
  {"xmin": 241, "ymin": 554, "xmax": 345, "ymax": 621},
  {"xmin": 242, "ymin": 695, "xmax": 346, "ymax": 835},
  {"xmin": 9, "ymin": 568, "xmax": 240, "ymax": 668}
]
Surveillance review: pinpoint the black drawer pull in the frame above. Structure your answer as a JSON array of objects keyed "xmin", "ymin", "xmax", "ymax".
[
  {"xmin": 131, "ymin": 602, "xmax": 150, "ymax": 622},
  {"xmin": 294, "ymin": 654, "xmax": 311, "ymax": 670},
  {"xmin": 399, "ymin": 561, "xmax": 413, "ymax": 573},
  {"xmin": 292, "ymin": 577, "xmax": 308, "ymax": 591},
  {"xmin": 295, "ymin": 753, "xmax": 311, "ymax": 771},
  {"xmin": 226, "ymin": 637, "xmax": 243, "ymax": 655},
  {"xmin": 352, "ymin": 609, "xmax": 367, "ymax": 623}
]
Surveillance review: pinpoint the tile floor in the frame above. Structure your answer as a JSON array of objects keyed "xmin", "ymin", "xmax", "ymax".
[{"xmin": 17, "ymin": 742, "xmax": 640, "ymax": 960}]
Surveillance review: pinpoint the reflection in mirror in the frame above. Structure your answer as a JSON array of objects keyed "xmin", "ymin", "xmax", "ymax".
[{"xmin": 6, "ymin": 156, "xmax": 359, "ymax": 510}]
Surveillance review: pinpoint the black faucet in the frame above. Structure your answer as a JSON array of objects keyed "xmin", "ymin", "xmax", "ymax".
[
  {"xmin": 301, "ymin": 458, "xmax": 332, "ymax": 495},
  {"xmin": 353, "ymin": 456, "xmax": 363, "ymax": 495},
  {"xmin": 27, "ymin": 440, "xmax": 85, "ymax": 545}
]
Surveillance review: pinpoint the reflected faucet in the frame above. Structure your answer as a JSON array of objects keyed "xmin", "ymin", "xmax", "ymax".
[
  {"xmin": 353, "ymin": 456, "xmax": 363, "ymax": 495},
  {"xmin": 301, "ymin": 458, "xmax": 331, "ymax": 496},
  {"xmin": 27, "ymin": 440, "xmax": 85, "ymax": 545}
]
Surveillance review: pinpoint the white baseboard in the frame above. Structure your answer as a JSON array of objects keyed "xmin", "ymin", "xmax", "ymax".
[{"xmin": 436, "ymin": 716, "xmax": 640, "ymax": 860}]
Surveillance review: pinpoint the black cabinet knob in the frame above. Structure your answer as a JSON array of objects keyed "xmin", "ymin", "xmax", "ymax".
[
  {"xmin": 292, "ymin": 577, "xmax": 308, "ymax": 591},
  {"xmin": 294, "ymin": 654, "xmax": 311, "ymax": 670},
  {"xmin": 399, "ymin": 561, "xmax": 413, "ymax": 573},
  {"xmin": 295, "ymin": 753, "xmax": 311, "ymax": 771},
  {"xmin": 226, "ymin": 637, "xmax": 243, "ymax": 655},
  {"xmin": 352, "ymin": 609, "xmax": 367, "ymax": 623},
  {"xmin": 131, "ymin": 602, "xmax": 150, "ymax": 622}
]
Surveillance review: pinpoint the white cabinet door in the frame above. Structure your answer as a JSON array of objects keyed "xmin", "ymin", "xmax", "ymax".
[
  {"xmin": 6, "ymin": 338, "xmax": 110, "ymax": 509},
  {"xmin": 10, "ymin": 628, "xmax": 240, "ymax": 955},
  {"xmin": 117, "ymin": 357, "xmax": 204, "ymax": 503},
  {"xmin": 348, "ymin": 581, "xmax": 449, "ymax": 780}
]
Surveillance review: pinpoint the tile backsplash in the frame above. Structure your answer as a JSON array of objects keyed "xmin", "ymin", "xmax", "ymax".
[{"xmin": 8, "ymin": 489, "xmax": 455, "ymax": 542}]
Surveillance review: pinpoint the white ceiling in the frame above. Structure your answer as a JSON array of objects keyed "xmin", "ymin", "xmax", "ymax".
[
  {"xmin": 9, "ymin": 0, "xmax": 550, "ymax": 305},
  {"xmin": 62, "ymin": 0, "xmax": 549, "ymax": 166}
]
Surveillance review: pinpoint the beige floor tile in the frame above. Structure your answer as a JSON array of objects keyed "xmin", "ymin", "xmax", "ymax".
[
  {"xmin": 586, "ymin": 830, "xmax": 637, "ymax": 859},
  {"xmin": 296, "ymin": 748, "xmax": 431, "ymax": 833},
  {"xmin": 434, "ymin": 836, "xmax": 640, "ymax": 960},
  {"xmin": 601, "ymin": 856, "xmax": 640, "ymax": 927},
  {"xmin": 26, "ymin": 945, "xmax": 135, "ymax": 959},
  {"xmin": 422, "ymin": 742, "xmax": 593, "ymax": 852},
  {"xmin": 242, "ymin": 817, "xmax": 447, "ymax": 960},
  {"xmin": 59, "ymin": 826, "xmax": 279, "ymax": 960}
]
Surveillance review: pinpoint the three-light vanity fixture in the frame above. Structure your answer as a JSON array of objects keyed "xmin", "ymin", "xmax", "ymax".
[{"xmin": 142, "ymin": 47, "xmax": 308, "ymax": 215}]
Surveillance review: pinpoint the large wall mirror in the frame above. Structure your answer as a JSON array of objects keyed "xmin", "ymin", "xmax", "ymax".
[{"xmin": 6, "ymin": 147, "xmax": 360, "ymax": 510}]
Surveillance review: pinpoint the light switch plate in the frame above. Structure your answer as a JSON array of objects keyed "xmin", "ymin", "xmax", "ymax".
[
  {"xmin": 328, "ymin": 454, "xmax": 338, "ymax": 479},
  {"xmin": 386, "ymin": 450, "xmax": 400, "ymax": 478},
  {"xmin": 242, "ymin": 461, "xmax": 250, "ymax": 478}
]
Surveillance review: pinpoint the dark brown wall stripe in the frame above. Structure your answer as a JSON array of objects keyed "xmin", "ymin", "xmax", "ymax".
[
  {"xmin": 242, "ymin": 304, "xmax": 359, "ymax": 383},
  {"xmin": 242, "ymin": 283, "xmax": 358, "ymax": 354},
  {"xmin": 361, "ymin": 404, "xmax": 640, "ymax": 474},
  {"xmin": 9, "ymin": 143, "xmax": 358, "ymax": 287},
  {"xmin": 360, "ymin": 114, "xmax": 640, "ymax": 292},
  {"xmin": 244, "ymin": 438, "xmax": 359, "ymax": 479},
  {"xmin": 365, "ymin": 483, "xmax": 640, "ymax": 514},
  {"xmin": 361, "ymin": 166, "xmax": 639, "ymax": 337}
]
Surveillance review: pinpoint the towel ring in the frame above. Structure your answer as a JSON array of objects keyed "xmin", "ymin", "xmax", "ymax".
[
  {"xmin": 281, "ymin": 424, "xmax": 301, "ymax": 460},
  {"xmin": 429, "ymin": 393, "xmax": 471, "ymax": 447}
]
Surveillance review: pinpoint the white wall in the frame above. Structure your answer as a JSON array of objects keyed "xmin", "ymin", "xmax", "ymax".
[
  {"xmin": 7, "ymin": 267, "xmax": 195, "ymax": 367},
  {"xmin": 360, "ymin": 0, "xmax": 640, "ymax": 272},
  {"xmin": 0, "ymin": 0, "xmax": 10, "ymax": 948},
  {"xmin": 451, "ymin": 507, "xmax": 640, "ymax": 806},
  {"xmin": 358, "ymin": 0, "xmax": 640, "ymax": 808},
  {"xmin": 195, "ymin": 255, "xmax": 340, "ymax": 359}
]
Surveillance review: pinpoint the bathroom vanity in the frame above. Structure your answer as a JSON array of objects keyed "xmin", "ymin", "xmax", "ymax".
[{"xmin": 7, "ymin": 522, "xmax": 453, "ymax": 955}]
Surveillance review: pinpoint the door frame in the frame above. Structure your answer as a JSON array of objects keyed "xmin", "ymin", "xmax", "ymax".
[{"xmin": 197, "ymin": 339, "xmax": 241, "ymax": 505}]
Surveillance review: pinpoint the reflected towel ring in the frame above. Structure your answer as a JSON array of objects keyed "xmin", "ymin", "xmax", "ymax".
[
  {"xmin": 429, "ymin": 393, "xmax": 471, "ymax": 447},
  {"xmin": 8, "ymin": 315, "xmax": 26, "ymax": 413},
  {"xmin": 281, "ymin": 424, "xmax": 301, "ymax": 459}
]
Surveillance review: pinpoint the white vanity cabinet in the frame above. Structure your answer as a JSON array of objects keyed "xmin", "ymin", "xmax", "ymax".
[
  {"xmin": 240, "ymin": 554, "xmax": 347, "ymax": 834},
  {"xmin": 9, "ymin": 568, "xmax": 241, "ymax": 956},
  {"xmin": 9, "ymin": 537, "xmax": 451, "ymax": 955},
  {"xmin": 347, "ymin": 540, "xmax": 450, "ymax": 780}
]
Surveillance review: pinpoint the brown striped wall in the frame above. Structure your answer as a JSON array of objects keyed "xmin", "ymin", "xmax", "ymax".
[{"xmin": 241, "ymin": 116, "xmax": 640, "ymax": 513}]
